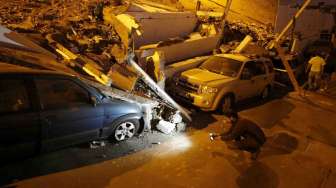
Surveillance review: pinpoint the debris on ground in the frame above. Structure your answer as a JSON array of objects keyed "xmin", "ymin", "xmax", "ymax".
[
  {"xmin": 90, "ymin": 141, "xmax": 106, "ymax": 149},
  {"xmin": 156, "ymin": 120, "xmax": 176, "ymax": 134}
]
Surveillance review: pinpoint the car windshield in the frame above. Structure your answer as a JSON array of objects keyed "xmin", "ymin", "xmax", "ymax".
[{"xmin": 199, "ymin": 56, "xmax": 242, "ymax": 77}]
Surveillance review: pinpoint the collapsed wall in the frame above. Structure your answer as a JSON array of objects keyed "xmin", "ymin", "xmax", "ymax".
[
  {"xmin": 149, "ymin": 0, "xmax": 278, "ymax": 25},
  {"xmin": 0, "ymin": 0, "xmax": 188, "ymax": 132}
]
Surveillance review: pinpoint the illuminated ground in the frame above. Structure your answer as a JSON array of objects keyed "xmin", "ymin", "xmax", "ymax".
[{"xmin": 1, "ymin": 90, "xmax": 336, "ymax": 188}]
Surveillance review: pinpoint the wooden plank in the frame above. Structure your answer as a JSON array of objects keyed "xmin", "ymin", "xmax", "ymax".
[{"xmin": 275, "ymin": 43, "xmax": 302, "ymax": 94}]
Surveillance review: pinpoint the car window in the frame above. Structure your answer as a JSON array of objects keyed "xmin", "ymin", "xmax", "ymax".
[
  {"xmin": 255, "ymin": 61, "xmax": 266, "ymax": 75},
  {"xmin": 242, "ymin": 62, "xmax": 257, "ymax": 77},
  {"xmin": 199, "ymin": 56, "xmax": 243, "ymax": 77},
  {"xmin": 36, "ymin": 78, "xmax": 90, "ymax": 110},
  {"xmin": 0, "ymin": 79, "xmax": 31, "ymax": 114}
]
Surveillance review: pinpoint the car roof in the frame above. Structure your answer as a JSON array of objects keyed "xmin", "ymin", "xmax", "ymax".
[
  {"xmin": 0, "ymin": 62, "xmax": 74, "ymax": 77},
  {"xmin": 214, "ymin": 53, "xmax": 252, "ymax": 62}
]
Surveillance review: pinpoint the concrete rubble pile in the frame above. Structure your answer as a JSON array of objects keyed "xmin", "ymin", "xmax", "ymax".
[
  {"xmin": 0, "ymin": 0, "xmax": 277, "ymax": 134},
  {"xmin": 224, "ymin": 22, "xmax": 275, "ymax": 47},
  {"xmin": 0, "ymin": 0, "xmax": 186, "ymax": 133}
]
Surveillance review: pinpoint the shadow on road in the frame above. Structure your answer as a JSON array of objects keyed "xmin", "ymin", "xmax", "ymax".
[
  {"xmin": 189, "ymin": 111, "xmax": 217, "ymax": 129},
  {"xmin": 261, "ymin": 132, "xmax": 299, "ymax": 159},
  {"xmin": 211, "ymin": 151, "xmax": 279, "ymax": 188},
  {"xmin": 237, "ymin": 161, "xmax": 279, "ymax": 188},
  {"xmin": 0, "ymin": 132, "xmax": 173, "ymax": 186}
]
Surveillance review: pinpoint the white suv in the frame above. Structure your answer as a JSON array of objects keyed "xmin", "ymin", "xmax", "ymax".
[{"xmin": 170, "ymin": 54, "xmax": 275, "ymax": 113}]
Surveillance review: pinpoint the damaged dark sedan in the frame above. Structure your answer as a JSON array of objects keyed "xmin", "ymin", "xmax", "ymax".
[{"xmin": 0, "ymin": 63, "xmax": 144, "ymax": 161}]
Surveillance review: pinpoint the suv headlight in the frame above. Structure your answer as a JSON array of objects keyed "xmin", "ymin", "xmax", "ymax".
[{"xmin": 199, "ymin": 85, "xmax": 218, "ymax": 94}]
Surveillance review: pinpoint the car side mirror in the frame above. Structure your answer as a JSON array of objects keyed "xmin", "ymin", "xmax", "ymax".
[
  {"xmin": 90, "ymin": 96, "xmax": 97, "ymax": 107},
  {"xmin": 241, "ymin": 71, "xmax": 252, "ymax": 80}
]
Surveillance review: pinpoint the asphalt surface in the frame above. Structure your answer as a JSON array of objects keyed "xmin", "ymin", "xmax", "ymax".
[{"xmin": 1, "ymin": 86, "xmax": 336, "ymax": 188}]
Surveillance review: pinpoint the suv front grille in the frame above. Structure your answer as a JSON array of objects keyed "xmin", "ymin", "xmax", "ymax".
[{"xmin": 177, "ymin": 78, "xmax": 199, "ymax": 93}]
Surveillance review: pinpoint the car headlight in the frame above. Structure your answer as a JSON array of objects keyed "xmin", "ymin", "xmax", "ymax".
[{"xmin": 199, "ymin": 85, "xmax": 218, "ymax": 94}]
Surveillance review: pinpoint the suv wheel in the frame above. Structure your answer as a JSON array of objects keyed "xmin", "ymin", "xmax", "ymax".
[
  {"xmin": 221, "ymin": 95, "xmax": 233, "ymax": 114},
  {"xmin": 261, "ymin": 86, "xmax": 270, "ymax": 99},
  {"xmin": 113, "ymin": 119, "xmax": 139, "ymax": 141}
]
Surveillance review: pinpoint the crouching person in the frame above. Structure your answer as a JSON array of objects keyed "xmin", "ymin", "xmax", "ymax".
[{"xmin": 210, "ymin": 111, "xmax": 266, "ymax": 160}]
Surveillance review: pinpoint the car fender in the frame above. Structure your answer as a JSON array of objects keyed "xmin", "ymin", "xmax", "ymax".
[{"xmin": 212, "ymin": 86, "xmax": 235, "ymax": 111}]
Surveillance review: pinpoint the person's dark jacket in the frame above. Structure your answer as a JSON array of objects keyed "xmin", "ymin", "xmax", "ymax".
[{"xmin": 223, "ymin": 118, "xmax": 266, "ymax": 145}]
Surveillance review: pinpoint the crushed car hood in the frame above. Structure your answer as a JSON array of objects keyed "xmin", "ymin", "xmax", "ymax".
[{"xmin": 181, "ymin": 68, "xmax": 232, "ymax": 84}]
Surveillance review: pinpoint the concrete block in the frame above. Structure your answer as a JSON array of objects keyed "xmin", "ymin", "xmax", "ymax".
[{"xmin": 156, "ymin": 120, "xmax": 176, "ymax": 134}]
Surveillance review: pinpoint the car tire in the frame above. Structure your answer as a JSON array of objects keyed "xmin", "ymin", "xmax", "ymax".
[
  {"xmin": 112, "ymin": 119, "xmax": 140, "ymax": 142},
  {"xmin": 221, "ymin": 95, "xmax": 234, "ymax": 114},
  {"xmin": 261, "ymin": 86, "xmax": 270, "ymax": 99}
]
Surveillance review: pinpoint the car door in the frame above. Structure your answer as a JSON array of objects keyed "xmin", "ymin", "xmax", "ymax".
[
  {"xmin": 236, "ymin": 61, "xmax": 258, "ymax": 100},
  {"xmin": 0, "ymin": 75, "xmax": 40, "ymax": 161},
  {"xmin": 252, "ymin": 61, "xmax": 268, "ymax": 95},
  {"xmin": 34, "ymin": 76, "xmax": 104, "ymax": 151}
]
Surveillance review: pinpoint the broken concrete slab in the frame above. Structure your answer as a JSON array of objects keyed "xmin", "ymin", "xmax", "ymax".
[
  {"xmin": 196, "ymin": 11, "xmax": 223, "ymax": 19},
  {"xmin": 156, "ymin": 120, "xmax": 176, "ymax": 134},
  {"xmin": 164, "ymin": 56, "xmax": 209, "ymax": 78},
  {"xmin": 233, "ymin": 35, "xmax": 253, "ymax": 53},
  {"xmin": 124, "ymin": 3, "xmax": 198, "ymax": 48},
  {"xmin": 132, "ymin": 0, "xmax": 179, "ymax": 12},
  {"xmin": 45, "ymin": 34, "xmax": 112, "ymax": 86},
  {"xmin": 107, "ymin": 63, "xmax": 139, "ymax": 91},
  {"xmin": 103, "ymin": 8, "xmax": 136, "ymax": 59},
  {"xmin": 0, "ymin": 25, "xmax": 56, "ymax": 57},
  {"xmin": 167, "ymin": 112, "xmax": 183, "ymax": 124},
  {"xmin": 139, "ymin": 34, "xmax": 220, "ymax": 64}
]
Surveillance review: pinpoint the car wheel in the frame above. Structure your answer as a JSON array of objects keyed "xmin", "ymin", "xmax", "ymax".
[
  {"xmin": 221, "ymin": 95, "xmax": 233, "ymax": 114},
  {"xmin": 261, "ymin": 86, "xmax": 270, "ymax": 99},
  {"xmin": 113, "ymin": 119, "xmax": 140, "ymax": 141}
]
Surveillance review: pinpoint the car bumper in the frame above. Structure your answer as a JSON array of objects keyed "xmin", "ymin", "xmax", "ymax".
[{"xmin": 170, "ymin": 87, "xmax": 216, "ymax": 110}]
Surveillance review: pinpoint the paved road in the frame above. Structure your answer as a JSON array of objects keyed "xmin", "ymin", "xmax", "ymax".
[
  {"xmin": 325, "ymin": 81, "xmax": 336, "ymax": 98},
  {"xmin": 1, "ymin": 91, "xmax": 336, "ymax": 188}
]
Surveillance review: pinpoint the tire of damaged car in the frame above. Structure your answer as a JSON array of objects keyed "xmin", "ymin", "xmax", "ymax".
[{"xmin": 111, "ymin": 119, "xmax": 140, "ymax": 142}]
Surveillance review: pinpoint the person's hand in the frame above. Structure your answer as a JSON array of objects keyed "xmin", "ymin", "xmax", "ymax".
[{"xmin": 209, "ymin": 133, "xmax": 220, "ymax": 141}]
